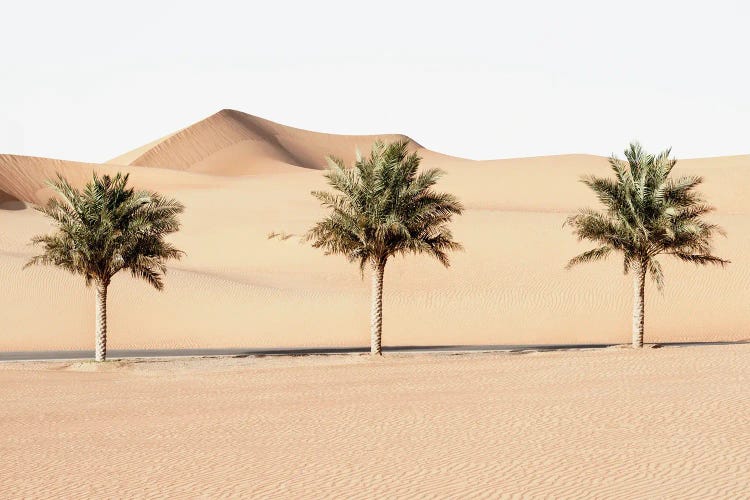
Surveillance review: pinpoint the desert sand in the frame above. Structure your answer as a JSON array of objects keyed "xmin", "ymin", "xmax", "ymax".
[
  {"xmin": 1, "ymin": 345, "xmax": 748, "ymax": 497},
  {"xmin": 0, "ymin": 109, "xmax": 748, "ymax": 351}
]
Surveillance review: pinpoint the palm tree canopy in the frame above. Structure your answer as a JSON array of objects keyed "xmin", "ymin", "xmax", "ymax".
[
  {"xmin": 566, "ymin": 142, "xmax": 728, "ymax": 288},
  {"xmin": 26, "ymin": 172, "xmax": 185, "ymax": 289},
  {"xmin": 305, "ymin": 140, "xmax": 463, "ymax": 273}
]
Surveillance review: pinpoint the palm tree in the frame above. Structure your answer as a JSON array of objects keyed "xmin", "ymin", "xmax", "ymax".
[
  {"xmin": 566, "ymin": 142, "xmax": 728, "ymax": 348},
  {"xmin": 305, "ymin": 140, "xmax": 463, "ymax": 355},
  {"xmin": 25, "ymin": 172, "xmax": 184, "ymax": 361}
]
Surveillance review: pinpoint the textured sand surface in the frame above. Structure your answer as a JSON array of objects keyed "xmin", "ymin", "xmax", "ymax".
[
  {"xmin": 1, "ymin": 345, "xmax": 748, "ymax": 498},
  {"xmin": 0, "ymin": 109, "xmax": 747, "ymax": 351}
]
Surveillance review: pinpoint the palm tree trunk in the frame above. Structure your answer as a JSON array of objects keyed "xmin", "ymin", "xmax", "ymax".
[
  {"xmin": 95, "ymin": 280, "xmax": 108, "ymax": 362},
  {"xmin": 632, "ymin": 259, "xmax": 647, "ymax": 348},
  {"xmin": 370, "ymin": 259, "xmax": 386, "ymax": 356}
]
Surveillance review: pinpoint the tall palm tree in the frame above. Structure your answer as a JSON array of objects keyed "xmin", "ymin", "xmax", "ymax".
[
  {"xmin": 566, "ymin": 142, "xmax": 728, "ymax": 348},
  {"xmin": 25, "ymin": 172, "xmax": 184, "ymax": 361},
  {"xmin": 305, "ymin": 140, "xmax": 463, "ymax": 355}
]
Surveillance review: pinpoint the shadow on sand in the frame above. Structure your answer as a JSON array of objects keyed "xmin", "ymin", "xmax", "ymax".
[{"xmin": 1, "ymin": 340, "xmax": 748, "ymax": 362}]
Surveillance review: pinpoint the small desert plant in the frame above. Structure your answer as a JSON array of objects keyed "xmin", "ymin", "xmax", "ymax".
[{"xmin": 267, "ymin": 231, "xmax": 294, "ymax": 241}]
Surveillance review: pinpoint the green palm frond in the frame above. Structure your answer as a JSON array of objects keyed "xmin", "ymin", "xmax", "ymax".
[
  {"xmin": 26, "ymin": 172, "xmax": 185, "ymax": 288},
  {"xmin": 648, "ymin": 258, "xmax": 665, "ymax": 291},
  {"xmin": 306, "ymin": 140, "xmax": 463, "ymax": 273},
  {"xmin": 566, "ymin": 141, "xmax": 728, "ymax": 286},
  {"xmin": 566, "ymin": 245, "xmax": 612, "ymax": 269}
]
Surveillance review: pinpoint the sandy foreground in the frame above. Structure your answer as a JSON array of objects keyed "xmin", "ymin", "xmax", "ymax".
[{"xmin": 1, "ymin": 344, "xmax": 748, "ymax": 498}]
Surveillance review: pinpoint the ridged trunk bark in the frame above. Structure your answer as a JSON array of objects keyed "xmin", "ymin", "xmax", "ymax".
[
  {"xmin": 370, "ymin": 259, "xmax": 386, "ymax": 356},
  {"xmin": 95, "ymin": 280, "xmax": 109, "ymax": 362},
  {"xmin": 632, "ymin": 259, "xmax": 647, "ymax": 349}
]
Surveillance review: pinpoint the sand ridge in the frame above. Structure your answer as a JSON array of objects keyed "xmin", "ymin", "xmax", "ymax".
[{"xmin": 114, "ymin": 109, "xmax": 421, "ymax": 175}]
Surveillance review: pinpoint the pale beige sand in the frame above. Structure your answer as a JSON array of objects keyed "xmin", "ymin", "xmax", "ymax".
[
  {"xmin": 1, "ymin": 345, "xmax": 748, "ymax": 497},
  {"xmin": 0, "ymin": 109, "xmax": 747, "ymax": 351}
]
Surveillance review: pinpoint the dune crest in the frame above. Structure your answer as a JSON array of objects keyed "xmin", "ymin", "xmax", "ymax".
[
  {"xmin": 115, "ymin": 109, "xmax": 421, "ymax": 175},
  {"xmin": 0, "ymin": 154, "xmax": 230, "ymax": 206},
  {"xmin": 0, "ymin": 154, "xmax": 110, "ymax": 206}
]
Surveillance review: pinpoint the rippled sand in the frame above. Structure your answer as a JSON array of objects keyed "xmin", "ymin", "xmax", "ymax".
[{"xmin": 2, "ymin": 344, "xmax": 748, "ymax": 498}]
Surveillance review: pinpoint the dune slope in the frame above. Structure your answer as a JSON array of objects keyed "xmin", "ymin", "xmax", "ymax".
[{"xmin": 114, "ymin": 109, "xmax": 421, "ymax": 175}]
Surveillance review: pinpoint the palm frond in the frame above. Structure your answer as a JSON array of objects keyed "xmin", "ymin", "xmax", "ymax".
[
  {"xmin": 566, "ymin": 245, "xmax": 612, "ymax": 269},
  {"xmin": 648, "ymin": 258, "xmax": 665, "ymax": 291},
  {"xmin": 306, "ymin": 140, "xmax": 462, "ymax": 274},
  {"xmin": 26, "ymin": 172, "xmax": 184, "ymax": 290},
  {"xmin": 566, "ymin": 141, "xmax": 727, "ymax": 285}
]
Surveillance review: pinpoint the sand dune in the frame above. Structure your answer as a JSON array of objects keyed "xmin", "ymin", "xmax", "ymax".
[
  {"xmin": 0, "ymin": 110, "xmax": 748, "ymax": 351},
  {"xmin": 1, "ymin": 345, "xmax": 749, "ymax": 497},
  {"xmin": 111, "ymin": 109, "xmax": 421, "ymax": 175},
  {"xmin": 106, "ymin": 132, "xmax": 178, "ymax": 166},
  {"xmin": 0, "ymin": 153, "xmax": 230, "ymax": 206}
]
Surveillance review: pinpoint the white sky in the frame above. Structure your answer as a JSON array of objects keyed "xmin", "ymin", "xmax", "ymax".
[{"xmin": 1, "ymin": 0, "xmax": 748, "ymax": 162}]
